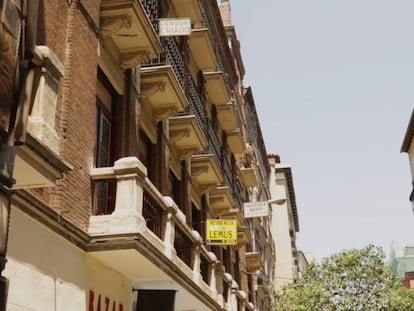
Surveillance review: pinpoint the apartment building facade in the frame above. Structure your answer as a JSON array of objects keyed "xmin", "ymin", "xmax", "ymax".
[
  {"xmin": 0, "ymin": 0, "xmax": 278, "ymax": 310},
  {"xmin": 390, "ymin": 244, "xmax": 414, "ymax": 288},
  {"xmin": 268, "ymin": 154, "xmax": 300, "ymax": 291},
  {"xmin": 401, "ymin": 109, "xmax": 414, "ymax": 211}
]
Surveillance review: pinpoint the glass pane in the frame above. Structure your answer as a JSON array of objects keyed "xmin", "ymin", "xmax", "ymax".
[
  {"xmin": 93, "ymin": 181, "xmax": 108, "ymax": 215},
  {"xmin": 98, "ymin": 113, "xmax": 111, "ymax": 167}
]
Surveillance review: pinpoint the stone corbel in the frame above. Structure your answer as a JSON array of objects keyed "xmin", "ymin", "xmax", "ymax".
[
  {"xmin": 191, "ymin": 165, "xmax": 209, "ymax": 177},
  {"xmin": 211, "ymin": 206, "xmax": 230, "ymax": 217},
  {"xmin": 153, "ymin": 106, "xmax": 178, "ymax": 121},
  {"xmin": 170, "ymin": 128, "xmax": 191, "ymax": 142},
  {"xmin": 209, "ymin": 196, "xmax": 225, "ymax": 205},
  {"xmin": 176, "ymin": 148, "xmax": 200, "ymax": 160},
  {"xmin": 141, "ymin": 81, "xmax": 166, "ymax": 98},
  {"xmin": 101, "ymin": 14, "xmax": 132, "ymax": 37},
  {"xmin": 199, "ymin": 183, "xmax": 218, "ymax": 194},
  {"xmin": 120, "ymin": 50, "xmax": 150, "ymax": 69}
]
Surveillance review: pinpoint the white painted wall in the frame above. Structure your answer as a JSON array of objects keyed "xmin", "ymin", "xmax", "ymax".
[
  {"xmin": 4, "ymin": 207, "xmax": 132, "ymax": 311},
  {"xmin": 268, "ymin": 164, "xmax": 296, "ymax": 291}
]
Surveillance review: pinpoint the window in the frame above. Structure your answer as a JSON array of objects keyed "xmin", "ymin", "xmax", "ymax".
[
  {"xmin": 92, "ymin": 77, "xmax": 116, "ymax": 215},
  {"xmin": 192, "ymin": 203, "xmax": 203, "ymax": 238},
  {"xmin": 169, "ymin": 169, "xmax": 181, "ymax": 207},
  {"xmin": 138, "ymin": 129, "xmax": 156, "ymax": 183},
  {"xmin": 95, "ymin": 108, "xmax": 111, "ymax": 167}
]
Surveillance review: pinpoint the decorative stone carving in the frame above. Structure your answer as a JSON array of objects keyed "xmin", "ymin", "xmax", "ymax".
[
  {"xmin": 141, "ymin": 81, "xmax": 166, "ymax": 98},
  {"xmin": 101, "ymin": 14, "xmax": 132, "ymax": 37},
  {"xmin": 191, "ymin": 165, "xmax": 209, "ymax": 177},
  {"xmin": 152, "ymin": 106, "xmax": 178, "ymax": 121},
  {"xmin": 176, "ymin": 148, "xmax": 200, "ymax": 159},
  {"xmin": 199, "ymin": 183, "xmax": 218, "ymax": 194},
  {"xmin": 170, "ymin": 128, "xmax": 191, "ymax": 142},
  {"xmin": 120, "ymin": 50, "xmax": 150, "ymax": 69},
  {"xmin": 209, "ymin": 196, "xmax": 225, "ymax": 204}
]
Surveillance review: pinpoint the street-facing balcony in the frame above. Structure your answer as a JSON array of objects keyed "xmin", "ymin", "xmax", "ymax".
[
  {"xmin": 188, "ymin": 29, "xmax": 218, "ymax": 71},
  {"xmin": 191, "ymin": 154, "xmax": 223, "ymax": 194},
  {"xmin": 226, "ymin": 128, "xmax": 245, "ymax": 154},
  {"xmin": 222, "ymin": 208, "xmax": 244, "ymax": 230},
  {"xmin": 209, "ymin": 186, "xmax": 234, "ymax": 216},
  {"xmin": 203, "ymin": 71, "xmax": 230, "ymax": 106},
  {"xmin": 87, "ymin": 156, "xmax": 223, "ymax": 310},
  {"xmin": 240, "ymin": 167, "xmax": 258, "ymax": 188},
  {"xmin": 169, "ymin": 115, "xmax": 207, "ymax": 159},
  {"xmin": 141, "ymin": 65, "xmax": 189, "ymax": 122},
  {"xmin": 236, "ymin": 226, "xmax": 251, "ymax": 250},
  {"xmin": 245, "ymin": 252, "xmax": 263, "ymax": 273},
  {"xmin": 170, "ymin": 0, "xmax": 203, "ymax": 27},
  {"xmin": 99, "ymin": 0, "xmax": 162, "ymax": 93},
  {"xmin": 100, "ymin": 0, "xmax": 162, "ymax": 68},
  {"xmin": 216, "ymin": 102, "xmax": 238, "ymax": 131}
]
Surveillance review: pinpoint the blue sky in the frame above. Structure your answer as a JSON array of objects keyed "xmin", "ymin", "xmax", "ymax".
[{"xmin": 230, "ymin": 1, "xmax": 414, "ymax": 261}]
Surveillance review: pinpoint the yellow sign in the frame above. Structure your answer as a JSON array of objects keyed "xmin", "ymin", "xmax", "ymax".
[{"xmin": 206, "ymin": 219, "xmax": 237, "ymax": 245}]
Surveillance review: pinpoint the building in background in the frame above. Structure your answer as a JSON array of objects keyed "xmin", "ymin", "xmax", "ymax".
[
  {"xmin": 401, "ymin": 109, "xmax": 414, "ymax": 211},
  {"xmin": 0, "ymin": 0, "xmax": 293, "ymax": 310},
  {"xmin": 296, "ymin": 250, "xmax": 309, "ymax": 278},
  {"xmin": 268, "ymin": 154, "xmax": 302, "ymax": 291},
  {"xmin": 390, "ymin": 244, "xmax": 414, "ymax": 288},
  {"xmin": 399, "ymin": 106, "xmax": 414, "ymax": 288},
  {"xmin": 242, "ymin": 85, "xmax": 274, "ymax": 310}
]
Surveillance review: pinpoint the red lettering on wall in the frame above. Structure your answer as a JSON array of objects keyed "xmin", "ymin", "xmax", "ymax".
[
  {"xmin": 88, "ymin": 290, "xmax": 123, "ymax": 311},
  {"xmin": 89, "ymin": 290, "xmax": 94, "ymax": 311},
  {"xmin": 97, "ymin": 294, "xmax": 101, "ymax": 311}
]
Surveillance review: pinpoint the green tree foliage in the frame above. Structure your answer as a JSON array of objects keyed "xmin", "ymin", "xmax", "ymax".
[{"xmin": 276, "ymin": 245, "xmax": 414, "ymax": 311}]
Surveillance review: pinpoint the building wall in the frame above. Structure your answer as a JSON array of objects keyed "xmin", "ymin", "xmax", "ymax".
[
  {"xmin": 272, "ymin": 177, "xmax": 295, "ymax": 290},
  {"xmin": 30, "ymin": 1, "xmax": 100, "ymax": 227},
  {"xmin": 407, "ymin": 143, "xmax": 414, "ymax": 182},
  {"xmin": 5, "ymin": 207, "xmax": 132, "ymax": 310},
  {"xmin": 268, "ymin": 156, "xmax": 300, "ymax": 291},
  {"xmin": 1, "ymin": 0, "xmax": 278, "ymax": 310}
]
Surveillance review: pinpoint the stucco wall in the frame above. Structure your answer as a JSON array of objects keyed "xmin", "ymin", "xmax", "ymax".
[{"xmin": 4, "ymin": 207, "xmax": 132, "ymax": 311}]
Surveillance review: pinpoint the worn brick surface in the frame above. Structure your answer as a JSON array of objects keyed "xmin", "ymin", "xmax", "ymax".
[{"xmin": 33, "ymin": 1, "xmax": 100, "ymax": 229}]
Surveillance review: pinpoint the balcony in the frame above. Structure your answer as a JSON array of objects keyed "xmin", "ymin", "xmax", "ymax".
[
  {"xmin": 87, "ymin": 157, "xmax": 223, "ymax": 310},
  {"xmin": 13, "ymin": 134, "xmax": 70, "ymax": 189},
  {"xmin": 141, "ymin": 65, "xmax": 189, "ymax": 121},
  {"xmin": 100, "ymin": 0, "xmax": 161, "ymax": 68},
  {"xmin": 226, "ymin": 129, "xmax": 245, "ymax": 154},
  {"xmin": 216, "ymin": 102, "xmax": 238, "ymax": 131},
  {"xmin": 98, "ymin": 0, "xmax": 162, "ymax": 93},
  {"xmin": 169, "ymin": 115, "xmax": 207, "ymax": 159},
  {"xmin": 245, "ymin": 252, "xmax": 263, "ymax": 273},
  {"xmin": 191, "ymin": 154, "xmax": 223, "ymax": 194},
  {"xmin": 209, "ymin": 186, "xmax": 234, "ymax": 216},
  {"xmin": 203, "ymin": 71, "xmax": 230, "ymax": 105},
  {"xmin": 240, "ymin": 167, "xmax": 257, "ymax": 188},
  {"xmin": 222, "ymin": 208, "xmax": 244, "ymax": 229},
  {"xmin": 170, "ymin": 0, "xmax": 203, "ymax": 26},
  {"xmin": 236, "ymin": 226, "xmax": 251, "ymax": 250},
  {"xmin": 188, "ymin": 29, "xmax": 217, "ymax": 71}
]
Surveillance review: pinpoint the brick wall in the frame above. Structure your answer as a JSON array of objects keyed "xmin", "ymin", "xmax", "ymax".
[{"xmin": 35, "ymin": 1, "xmax": 100, "ymax": 229}]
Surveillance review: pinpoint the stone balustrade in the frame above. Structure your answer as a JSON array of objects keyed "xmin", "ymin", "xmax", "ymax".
[{"xmin": 88, "ymin": 156, "xmax": 246, "ymax": 308}]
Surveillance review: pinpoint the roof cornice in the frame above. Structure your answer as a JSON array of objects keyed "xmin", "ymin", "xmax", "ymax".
[{"xmin": 401, "ymin": 109, "xmax": 414, "ymax": 153}]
